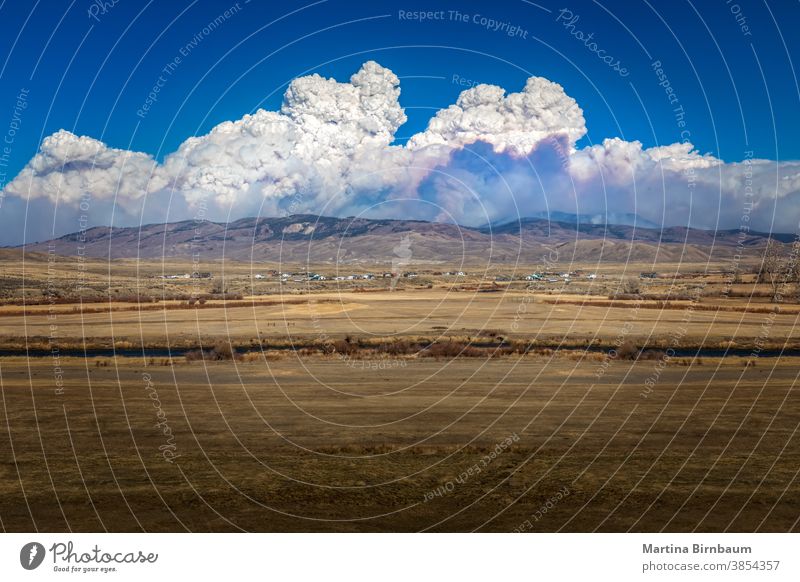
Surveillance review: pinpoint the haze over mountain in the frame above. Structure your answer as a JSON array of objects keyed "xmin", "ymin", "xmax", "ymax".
[
  {"xmin": 21, "ymin": 214, "xmax": 788, "ymax": 266},
  {"xmin": 521, "ymin": 212, "xmax": 661, "ymax": 229}
]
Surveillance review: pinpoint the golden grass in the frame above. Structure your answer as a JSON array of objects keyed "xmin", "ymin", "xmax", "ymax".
[{"xmin": 1, "ymin": 356, "xmax": 798, "ymax": 532}]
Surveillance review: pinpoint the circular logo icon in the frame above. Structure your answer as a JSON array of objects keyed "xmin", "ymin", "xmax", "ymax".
[{"xmin": 20, "ymin": 542, "xmax": 46, "ymax": 570}]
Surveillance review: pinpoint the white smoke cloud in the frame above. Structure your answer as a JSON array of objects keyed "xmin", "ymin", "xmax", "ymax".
[
  {"xmin": 159, "ymin": 60, "xmax": 411, "ymax": 215},
  {"xmin": 564, "ymin": 138, "xmax": 800, "ymax": 231},
  {"xmin": 3, "ymin": 130, "xmax": 164, "ymax": 210},
  {"xmin": 407, "ymin": 76, "xmax": 586, "ymax": 155},
  {"xmin": 569, "ymin": 138, "xmax": 721, "ymax": 183},
  {"xmin": 2, "ymin": 60, "xmax": 799, "ymax": 243}
]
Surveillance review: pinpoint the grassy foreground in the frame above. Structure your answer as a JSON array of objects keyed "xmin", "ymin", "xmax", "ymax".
[{"xmin": 1, "ymin": 356, "xmax": 798, "ymax": 532}]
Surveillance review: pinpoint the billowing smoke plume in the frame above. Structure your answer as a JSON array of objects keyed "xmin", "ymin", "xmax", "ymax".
[
  {"xmin": 407, "ymin": 76, "xmax": 586, "ymax": 154},
  {"xmin": 2, "ymin": 60, "xmax": 798, "ymax": 244},
  {"xmin": 158, "ymin": 60, "xmax": 412, "ymax": 215},
  {"xmin": 5, "ymin": 130, "xmax": 164, "ymax": 208}
]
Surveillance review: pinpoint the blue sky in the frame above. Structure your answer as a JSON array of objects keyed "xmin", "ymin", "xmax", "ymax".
[
  {"xmin": 1, "ymin": 0, "xmax": 797, "ymax": 171},
  {"xmin": 0, "ymin": 0, "xmax": 798, "ymax": 243}
]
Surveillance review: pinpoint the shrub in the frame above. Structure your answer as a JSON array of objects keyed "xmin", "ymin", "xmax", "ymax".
[
  {"xmin": 615, "ymin": 341, "xmax": 640, "ymax": 360},
  {"xmin": 209, "ymin": 341, "xmax": 236, "ymax": 360},
  {"xmin": 478, "ymin": 329, "xmax": 505, "ymax": 339},
  {"xmin": 622, "ymin": 279, "xmax": 641, "ymax": 295},
  {"xmin": 423, "ymin": 341, "xmax": 482, "ymax": 358},
  {"xmin": 332, "ymin": 339, "xmax": 357, "ymax": 355},
  {"xmin": 379, "ymin": 339, "xmax": 415, "ymax": 355},
  {"xmin": 184, "ymin": 341, "xmax": 238, "ymax": 362}
]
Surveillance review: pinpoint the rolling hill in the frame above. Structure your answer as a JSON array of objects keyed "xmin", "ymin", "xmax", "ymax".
[{"xmin": 18, "ymin": 214, "xmax": 790, "ymax": 265}]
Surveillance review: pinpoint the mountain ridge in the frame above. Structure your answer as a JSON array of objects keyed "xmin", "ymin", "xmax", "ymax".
[{"xmin": 17, "ymin": 214, "xmax": 793, "ymax": 264}]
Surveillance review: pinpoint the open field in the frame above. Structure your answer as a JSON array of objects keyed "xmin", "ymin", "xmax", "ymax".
[
  {"xmin": 0, "ymin": 248, "xmax": 773, "ymax": 303},
  {"xmin": 1, "ymin": 286, "xmax": 798, "ymax": 353},
  {"xmin": 1, "ymin": 356, "xmax": 798, "ymax": 532},
  {"xmin": 1, "ymin": 255, "xmax": 799, "ymax": 532}
]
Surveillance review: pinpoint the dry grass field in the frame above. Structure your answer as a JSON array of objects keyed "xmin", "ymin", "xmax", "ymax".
[
  {"xmin": 1, "ymin": 356, "xmax": 798, "ymax": 532},
  {"xmin": 1, "ymin": 285, "xmax": 798, "ymax": 353},
  {"xmin": 1, "ymin": 255, "xmax": 799, "ymax": 532}
]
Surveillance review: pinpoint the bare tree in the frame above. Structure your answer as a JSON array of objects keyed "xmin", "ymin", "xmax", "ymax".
[
  {"xmin": 758, "ymin": 238, "xmax": 800, "ymax": 303},
  {"xmin": 789, "ymin": 240, "xmax": 800, "ymax": 303},
  {"xmin": 757, "ymin": 238, "xmax": 780, "ymax": 283},
  {"xmin": 622, "ymin": 278, "xmax": 640, "ymax": 295}
]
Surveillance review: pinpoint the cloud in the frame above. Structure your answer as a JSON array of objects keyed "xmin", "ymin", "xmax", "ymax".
[
  {"xmin": 565, "ymin": 139, "xmax": 800, "ymax": 231},
  {"xmin": 159, "ymin": 60, "xmax": 412, "ymax": 216},
  {"xmin": 2, "ymin": 60, "xmax": 799, "ymax": 244},
  {"xmin": 407, "ymin": 76, "xmax": 586, "ymax": 155},
  {"xmin": 569, "ymin": 138, "xmax": 720, "ymax": 183},
  {"xmin": 3, "ymin": 129, "xmax": 164, "ymax": 211}
]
